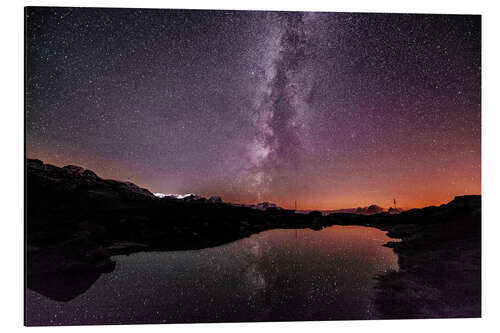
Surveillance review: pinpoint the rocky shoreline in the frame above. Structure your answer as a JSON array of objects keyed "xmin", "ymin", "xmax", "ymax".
[
  {"xmin": 374, "ymin": 197, "xmax": 481, "ymax": 319},
  {"xmin": 325, "ymin": 195, "xmax": 481, "ymax": 318},
  {"xmin": 26, "ymin": 159, "xmax": 481, "ymax": 318}
]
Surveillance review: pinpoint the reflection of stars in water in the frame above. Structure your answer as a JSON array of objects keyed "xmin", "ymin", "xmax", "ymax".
[{"xmin": 26, "ymin": 226, "xmax": 399, "ymax": 324}]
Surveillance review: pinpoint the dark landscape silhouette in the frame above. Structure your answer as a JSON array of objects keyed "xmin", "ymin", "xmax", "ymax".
[
  {"xmin": 26, "ymin": 158, "xmax": 481, "ymax": 323},
  {"xmin": 25, "ymin": 8, "xmax": 481, "ymax": 325}
]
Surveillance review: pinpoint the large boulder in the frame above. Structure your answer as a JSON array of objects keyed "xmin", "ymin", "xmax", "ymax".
[{"xmin": 27, "ymin": 233, "xmax": 115, "ymax": 275}]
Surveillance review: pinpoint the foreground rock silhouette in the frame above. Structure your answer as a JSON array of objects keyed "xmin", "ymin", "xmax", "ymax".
[{"xmin": 26, "ymin": 159, "xmax": 480, "ymax": 318}]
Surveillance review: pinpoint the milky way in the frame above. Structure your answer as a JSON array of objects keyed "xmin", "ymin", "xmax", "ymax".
[
  {"xmin": 26, "ymin": 8, "xmax": 481, "ymax": 209},
  {"xmin": 244, "ymin": 12, "xmax": 318, "ymax": 198}
]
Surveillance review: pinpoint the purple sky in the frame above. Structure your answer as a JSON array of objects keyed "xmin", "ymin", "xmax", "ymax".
[{"xmin": 26, "ymin": 8, "xmax": 481, "ymax": 209}]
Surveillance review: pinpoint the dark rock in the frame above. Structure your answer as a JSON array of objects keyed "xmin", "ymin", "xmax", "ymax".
[
  {"xmin": 27, "ymin": 159, "xmax": 43, "ymax": 167},
  {"xmin": 27, "ymin": 269, "xmax": 115, "ymax": 302},
  {"xmin": 447, "ymin": 195, "xmax": 481, "ymax": 209},
  {"xmin": 83, "ymin": 169, "xmax": 98, "ymax": 178},
  {"xmin": 108, "ymin": 241, "xmax": 149, "ymax": 255},
  {"xmin": 308, "ymin": 210, "xmax": 323, "ymax": 218},
  {"xmin": 208, "ymin": 196, "xmax": 223, "ymax": 203},
  {"xmin": 62, "ymin": 165, "xmax": 86, "ymax": 174},
  {"xmin": 27, "ymin": 235, "xmax": 114, "ymax": 275}
]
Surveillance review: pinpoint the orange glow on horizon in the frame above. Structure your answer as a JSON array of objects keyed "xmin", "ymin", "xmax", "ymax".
[{"xmin": 27, "ymin": 150, "xmax": 480, "ymax": 212}]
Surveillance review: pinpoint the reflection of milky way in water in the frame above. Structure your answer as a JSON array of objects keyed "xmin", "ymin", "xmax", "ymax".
[{"xmin": 26, "ymin": 226, "xmax": 399, "ymax": 325}]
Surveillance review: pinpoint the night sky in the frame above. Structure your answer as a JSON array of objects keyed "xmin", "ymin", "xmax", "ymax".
[{"xmin": 26, "ymin": 7, "xmax": 481, "ymax": 210}]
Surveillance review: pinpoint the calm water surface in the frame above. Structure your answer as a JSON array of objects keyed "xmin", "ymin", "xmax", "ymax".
[{"xmin": 27, "ymin": 225, "xmax": 399, "ymax": 325}]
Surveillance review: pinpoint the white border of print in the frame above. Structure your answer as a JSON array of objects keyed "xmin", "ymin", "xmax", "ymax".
[{"xmin": 1, "ymin": 0, "xmax": 499, "ymax": 332}]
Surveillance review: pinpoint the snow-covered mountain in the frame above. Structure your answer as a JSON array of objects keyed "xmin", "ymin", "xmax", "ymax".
[
  {"xmin": 232, "ymin": 202, "xmax": 284, "ymax": 211},
  {"xmin": 154, "ymin": 193, "xmax": 200, "ymax": 199},
  {"xmin": 154, "ymin": 193, "xmax": 222, "ymax": 203},
  {"xmin": 153, "ymin": 193, "xmax": 283, "ymax": 211}
]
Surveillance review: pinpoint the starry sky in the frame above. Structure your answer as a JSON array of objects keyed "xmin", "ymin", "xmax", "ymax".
[{"xmin": 26, "ymin": 7, "xmax": 481, "ymax": 210}]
